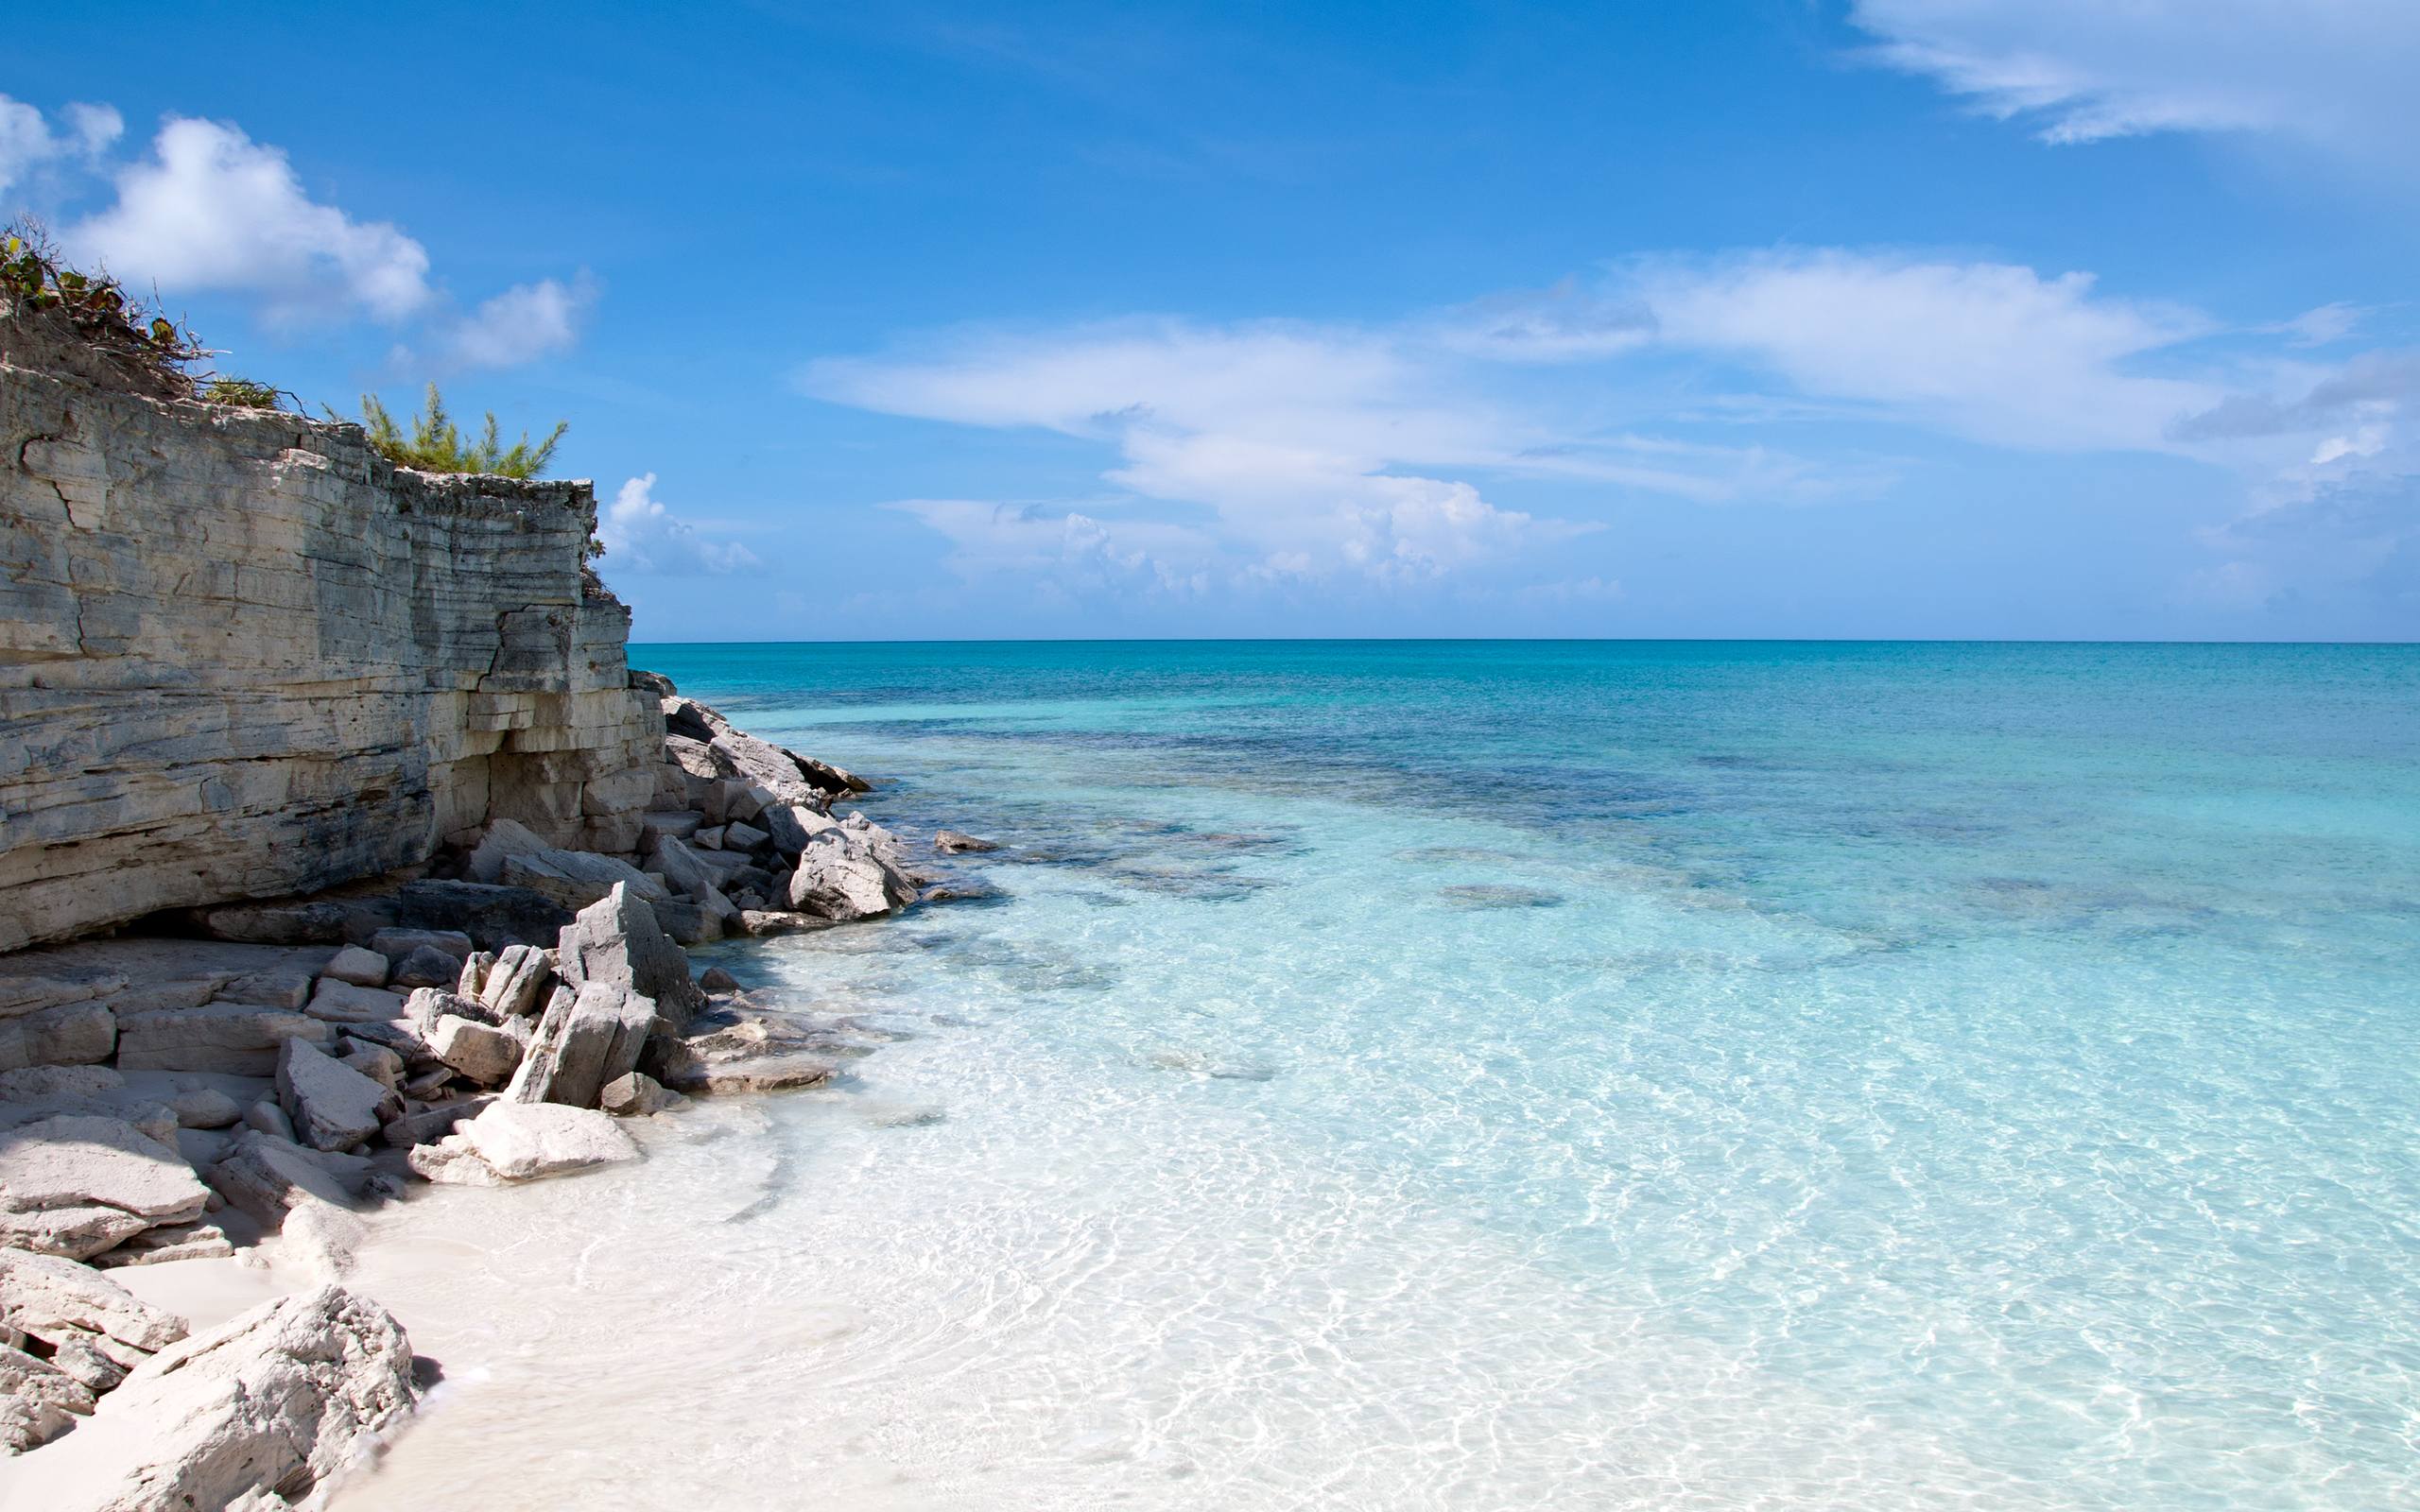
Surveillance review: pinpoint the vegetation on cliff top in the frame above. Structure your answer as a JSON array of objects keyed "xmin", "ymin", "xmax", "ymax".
[
  {"xmin": 356, "ymin": 385, "xmax": 569, "ymax": 480},
  {"xmin": 1, "ymin": 219, "xmax": 208, "ymax": 396}
]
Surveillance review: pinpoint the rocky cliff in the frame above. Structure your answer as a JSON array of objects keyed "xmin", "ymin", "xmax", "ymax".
[{"xmin": 0, "ymin": 358, "xmax": 664, "ymax": 951}]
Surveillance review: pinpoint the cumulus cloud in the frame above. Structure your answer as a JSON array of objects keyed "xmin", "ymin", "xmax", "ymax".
[
  {"xmin": 67, "ymin": 116, "xmax": 431, "ymax": 322},
  {"xmin": 599, "ymin": 474, "xmax": 762, "ymax": 576},
  {"xmin": 808, "ymin": 318, "xmax": 1592, "ymax": 589},
  {"xmin": 1623, "ymin": 251, "xmax": 2219, "ymax": 450},
  {"xmin": 445, "ymin": 275, "xmax": 596, "ymax": 368},
  {"xmin": 0, "ymin": 94, "xmax": 121, "ymax": 195},
  {"xmin": 1847, "ymin": 0, "xmax": 2420, "ymax": 160}
]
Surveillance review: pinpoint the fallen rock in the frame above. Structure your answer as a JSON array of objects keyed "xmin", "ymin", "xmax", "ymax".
[
  {"xmin": 380, "ymin": 1096, "xmax": 492, "ymax": 1150},
  {"xmin": 48, "ymin": 1284, "xmax": 414, "ymax": 1511},
  {"xmin": 206, "ymin": 1130, "xmax": 358, "ymax": 1228},
  {"xmin": 0, "ymin": 1115, "xmax": 213, "ymax": 1260},
  {"xmin": 335, "ymin": 1039, "xmax": 405, "ymax": 1092},
  {"xmin": 500, "ymin": 848, "xmax": 671, "ymax": 913},
  {"xmin": 0, "ymin": 1247, "xmax": 190, "ymax": 1357},
  {"xmin": 788, "ymin": 830, "xmax": 918, "ymax": 921},
  {"xmin": 0, "ymin": 1064, "xmax": 123, "ymax": 1099},
  {"xmin": 507, "ymin": 983, "xmax": 654, "ymax": 1108},
  {"xmin": 935, "ymin": 829, "xmax": 1000, "ymax": 853},
  {"xmin": 276, "ymin": 1040, "xmax": 400, "ymax": 1153},
  {"xmin": 406, "ymin": 1133, "xmax": 505, "ymax": 1186},
  {"xmin": 698, "ymin": 966, "xmax": 740, "ymax": 994},
  {"xmin": 334, "ymin": 1019, "xmax": 439, "ymax": 1075},
  {"xmin": 217, "ymin": 962, "xmax": 319, "ymax": 1011},
  {"xmin": 428, "ymin": 1016, "xmax": 523, "ymax": 1088},
  {"xmin": 455, "ymin": 949, "xmax": 495, "ymax": 998},
  {"xmin": 653, "ymin": 1006, "xmax": 846, "ymax": 1097},
  {"xmin": 241, "ymin": 1101, "xmax": 296, "ymax": 1142},
  {"xmin": 597, "ymin": 1072, "xmax": 681, "ymax": 1117},
  {"xmin": 0, "ymin": 1340, "xmax": 95, "ymax": 1452},
  {"xmin": 368, "ymin": 928, "xmax": 475, "ymax": 966},
  {"xmin": 476, "ymin": 942, "xmax": 552, "ymax": 1018},
  {"xmin": 735, "ymin": 909, "xmax": 829, "ymax": 936},
  {"xmin": 91, "ymin": 1220, "xmax": 236, "ymax": 1269},
  {"xmin": 405, "ymin": 986, "xmax": 496, "ymax": 1032},
  {"xmin": 721, "ymin": 820, "xmax": 771, "ymax": 852},
  {"xmin": 460, "ymin": 1101, "xmax": 640, "ymax": 1181},
  {"xmin": 386, "ymin": 945, "xmax": 462, "ymax": 990},
  {"xmin": 0, "ymin": 1001, "xmax": 115, "ymax": 1072},
  {"xmin": 318, "ymin": 946, "xmax": 391, "ymax": 988},
  {"xmin": 115, "ymin": 1004, "xmax": 333, "ymax": 1076},
  {"xmin": 638, "ymin": 811, "xmax": 705, "ymax": 848},
  {"xmin": 556, "ymin": 884, "xmax": 705, "ymax": 1029},
  {"xmin": 760, "ymin": 799, "xmax": 839, "ymax": 859},
  {"xmin": 394, "ymin": 879, "xmax": 573, "ymax": 952},
  {"xmin": 304, "ymin": 979, "xmax": 406, "ymax": 1025}
]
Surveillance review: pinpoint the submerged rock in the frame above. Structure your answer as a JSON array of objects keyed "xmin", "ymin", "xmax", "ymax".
[{"xmin": 934, "ymin": 829, "xmax": 999, "ymax": 854}]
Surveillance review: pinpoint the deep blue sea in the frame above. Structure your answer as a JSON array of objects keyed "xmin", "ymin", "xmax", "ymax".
[{"xmin": 350, "ymin": 642, "xmax": 2420, "ymax": 1511}]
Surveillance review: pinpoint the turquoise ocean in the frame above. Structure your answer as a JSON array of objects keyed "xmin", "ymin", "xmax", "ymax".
[{"xmin": 348, "ymin": 641, "xmax": 2420, "ymax": 1511}]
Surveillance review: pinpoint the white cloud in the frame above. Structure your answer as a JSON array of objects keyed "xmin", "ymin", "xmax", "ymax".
[
  {"xmin": 0, "ymin": 94, "xmax": 121, "ymax": 196},
  {"xmin": 1848, "ymin": 0, "xmax": 2420, "ymax": 159},
  {"xmin": 1624, "ymin": 251, "xmax": 2219, "ymax": 450},
  {"xmin": 599, "ymin": 474, "xmax": 762, "ymax": 576},
  {"xmin": 67, "ymin": 116, "xmax": 431, "ymax": 321},
  {"xmin": 445, "ymin": 275, "xmax": 595, "ymax": 368},
  {"xmin": 808, "ymin": 318, "xmax": 1591, "ymax": 587}
]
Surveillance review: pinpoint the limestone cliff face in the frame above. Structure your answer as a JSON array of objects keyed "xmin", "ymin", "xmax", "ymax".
[{"xmin": 0, "ymin": 360, "xmax": 664, "ymax": 952}]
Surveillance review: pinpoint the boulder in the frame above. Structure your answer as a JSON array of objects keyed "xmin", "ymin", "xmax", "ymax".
[
  {"xmin": 91, "ymin": 1220, "xmax": 236, "ymax": 1269},
  {"xmin": 477, "ymin": 943, "xmax": 552, "ymax": 1019},
  {"xmin": 720, "ymin": 819, "xmax": 771, "ymax": 852},
  {"xmin": 336, "ymin": 1018, "xmax": 440, "ymax": 1074},
  {"xmin": 0, "ymin": 1115, "xmax": 213, "ymax": 1260},
  {"xmin": 335, "ymin": 1040, "xmax": 405, "ymax": 1091},
  {"xmin": 555, "ymin": 884, "xmax": 705, "ymax": 1029},
  {"xmin": 0, "ymin": 1340, "xmax": 95, "ymax": 1452},
  {"xmin": 367, "ymin": 928, "xmax": 475, "ymax": 965},
  {"xmin": 638, "ymin": 811, "xmax": 705, "ymax": 848},
  {"xmin": 500, "ymin": 849, "xmax": 670, "ymax": 913},
  {"xmin": 651, "ymin": 898, "xmax": 724, "ymax": 947},
  {"xmin": 0, "ymin": 1001, "xmax": 115, "ymax": 1072},
  {"xmin": 698, "ymin": 966, "xmax": 741, "ymax": 994},
  {"xmin": 218, "ymin": 962, "xmax": 319, "ymax": 1011},
  {"xmin": 405, "ymin": 986, "xmax": 496, "ymax": 1031},
  {"xmin": 386, "ymin": 945, "xmax": 462, "ymax": 989},
  {"xmin": 406, "ymin": 1135, "xmax": 506, "ymax": 1187},
  {"xmin": 736, "ymin": 909, "xmax": 828, "ymax": 937},
  {"xmin": 787, "ymin": 830, "xmax": 918, "ymax": 921},
  {"xmin": 760, "ymin": 799, "xmax": 838, "ymax": 858},
  {"xmin": 242, "ymin": 1101, "xmax": 296, "ymax": 1142},
  {"xmin": 693, "ymin": 824, "xmax": 727, "ymax": 850},
  {"xmin": 115, "ymin": 1004, "xmax": 332, "ymax": 1076},
  {"xmin": 935, "ymin": 829, "xmax": 1000, "ymax": 854},
  {"xmin": 428, "ymin": 1016, "xmax": 524, "ymax": 1088},
  {"xmin": 205, "ymin": 1130, "xmax": 358, "ymax": 1228},
  {"xmin": 276, "ymin": 1040, "xmax": 399, "ymax": 1153},
  {"xmin": 463, "ymin": 816, "xmax": 554, "ymax": 885},
  {"xmin": 46, "ymin": 1285, "xmax": 414, "ymax": 1512},
  {"xmin": 460, "ymin": 1102, "xmax": 640, "ymax": 1181},
  {"xmin": 598, "ymin": 1072, "xmax": 680, "ymax": 1118},
  {"xmin": 506, "ymin": 984, "xmax": 654, "ymax": 1108},
  {"xmin": 455, "ymin": 949, "xmax": 496, "ymax": 998},
  {"xmin": 304, "ymin": 979, "xmax": 406, "ymax": 1024},
  {"xmin": 650, "ymin": 835, "xmax": 725, "ymax": 901},
  {"xmin": 394, "ymin": 879, "xmax": 574, "ymax": 952},
  {"xmin": 318, "ymin": 946, "xmax": 390, "ymax": 988},
  {"xmin": 653, "ymin": 1005, "xmax": 845, "ymax": 1097},
  {"xmin": 0, "ymin": 1246, "xmax": 189, "ymax": 1360},
  {"xmin": 380, "ymin": 1096, "xmax": 492, "ymax": 1150}
]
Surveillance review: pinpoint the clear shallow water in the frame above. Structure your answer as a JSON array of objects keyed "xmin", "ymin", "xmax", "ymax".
[{"xmin": 340, "ymin": 642, "xmax": 2420, "ymax": 1511}]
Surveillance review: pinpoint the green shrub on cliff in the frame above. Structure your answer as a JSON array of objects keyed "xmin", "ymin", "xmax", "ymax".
[
  {"xmin": 357, "ymin": 384, "xmax": 568, "ymax": 479},
  {"xmin": 199, "ymin": 377, "xmax": 287, "ymax": 409},
  {"xmin": 2, "ymin": 219, "xmax": 208, "ymax": 394}
]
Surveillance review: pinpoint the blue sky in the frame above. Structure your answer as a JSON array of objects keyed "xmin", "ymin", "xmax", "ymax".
[{"xmin": 7, "ymin": 2, "xmax": 2417, "ymax": 640}]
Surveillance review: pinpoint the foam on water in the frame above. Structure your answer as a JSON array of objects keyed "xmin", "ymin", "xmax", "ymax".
[{"xmin": 336, "ymin": 643, "xmax": 2420, "ymax": 1510}]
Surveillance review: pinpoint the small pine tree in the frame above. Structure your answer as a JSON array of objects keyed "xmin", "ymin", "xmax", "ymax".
[{"xmin": 357, "ymin": 384, "xmax": 567, "ymax": 479}]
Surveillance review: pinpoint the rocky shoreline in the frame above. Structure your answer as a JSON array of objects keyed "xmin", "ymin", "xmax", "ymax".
[{"xmin": 0, "ymin": 680, "xmax": 992, "ymax": 1508}]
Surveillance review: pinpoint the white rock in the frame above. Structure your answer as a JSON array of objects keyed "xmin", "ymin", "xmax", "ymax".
[
  {"xmin": 460, "ymin": 1101, "xmax": 639, "ymax": 1181},
  {"xmin": 115, "ymin": 1003, "xmax": 333, "ymax": 1075},
  {"xmin": 0, "ymin": 1340, "xmax": 96, "ymax": 1452},
  {"xmin": 787, "ymin": 830, "xmax": 918, "ymax": 921},
  {"xmin": 275, "ymin": 1040, "xmax": 398, "ymax": 1153},
  {"xmin": 0, "ymin": 1115, "xmax": 212, "ymax": 1260},
  {"xmin": 427, "ymin": 1015, "xmax": 524, "ymax": 1088},
  {"xmin": 505, "ymin": 983, "xmax": 654, "ymax": 1108},
  {"xmin": 41, "ymin": 1285, "xmax": 414, "ymax": 1512},
  {"xmin": 476, "ymin": 942, "xmax": 552, "ymax": 1019},
  {"xmin": 0, "ymin": 1246, "xmax": 189, "ymax": 1358},
  {"xmin": 555, "ymin": 883, "xmax": 704, "ymax": 1029},
  {"xmin": 0, "ymin": 1001, "xmax": 116, "ymax": 1073},
  {"xmin": 319, "ymin": 946, "xmax": 390, "ymax": 988},
  {"xmin": 305, "ymin": 979, "xmax": 406, "ymax": 1024},
  {"xmin": 406, "ymin": 1132, "xmax": 505, "ymax": 1186}
]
